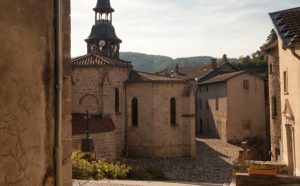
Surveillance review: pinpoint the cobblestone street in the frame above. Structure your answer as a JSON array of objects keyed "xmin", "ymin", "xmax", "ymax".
[
  {"xmin": 73, "ymin": 136, "xmax": 241, "ymax": 185},
  {"xmin": 147, "ymin": 136, "xmax": 242, "ymax": 183}
]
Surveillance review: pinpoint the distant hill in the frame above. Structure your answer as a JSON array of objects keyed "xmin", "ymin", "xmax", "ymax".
[{"xmin": 120, "ymin": 52, "xmax": 216, "ymax": 73}]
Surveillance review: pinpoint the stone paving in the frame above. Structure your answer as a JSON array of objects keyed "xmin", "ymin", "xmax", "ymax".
[
  {"xmin": 146, "ymin": 136, "xmax": 242, "ymax": 183},
  {"xmin": 73, "ymin": 180, "xmax": 225, "ymax": 186},
  {"xmin": 73, "ymin": 136, "xmax": 241, "ymax": 186}
]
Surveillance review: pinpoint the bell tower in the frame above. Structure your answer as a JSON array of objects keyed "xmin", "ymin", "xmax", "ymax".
[{"xmin": 85, "ymin": 0, "xmax": 121, "ymax": 59}]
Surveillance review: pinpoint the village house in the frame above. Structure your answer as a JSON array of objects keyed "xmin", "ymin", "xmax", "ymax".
[
  {"xmin": 196, "ymin": 62, "xmax": 266, "ymax": 142},
  {"xmin": 71, "ymin": 0, "xmax": 196, "ymax": 158},
  {"xmin": 268, "ymin": 7, "xmax": 300, "ymax": 176}
]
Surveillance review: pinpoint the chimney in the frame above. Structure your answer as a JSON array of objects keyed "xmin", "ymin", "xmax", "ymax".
[
  {"xmin": 175, "ymin": 64, "xmax": 180, "ymax": 73},
  {"xmin": 211, "ymin": 58, "xmax": 217, "ymax": 70}
]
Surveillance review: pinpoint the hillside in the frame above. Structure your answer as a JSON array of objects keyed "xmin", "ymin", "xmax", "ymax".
[{"xmin": 120, "ymin": 52, "xmax": 215, "ymax": 73}]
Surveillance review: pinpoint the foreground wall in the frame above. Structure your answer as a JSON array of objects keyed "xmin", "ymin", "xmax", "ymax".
[{"xmin": 0, "ymin": 0, "xmax": 72, "ymax": 185}]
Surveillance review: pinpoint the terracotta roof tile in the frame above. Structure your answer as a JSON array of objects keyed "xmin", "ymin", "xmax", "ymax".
[
  {"xmin": 126, "ymin": 70, "xmax": 186, "ymax": 83},
  {"xmin": 270, "ymin": 7, "xmax": 300, "ymax": 47},
  {"xmin": 71, "ymin": 52, "xmax": 132, "ymax": 68},
  {"xmin": 72, "ymin": 113, "xmax": 115, "ymax": 135}
]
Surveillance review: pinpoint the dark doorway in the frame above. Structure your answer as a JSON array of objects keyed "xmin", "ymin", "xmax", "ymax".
[
  {"xmin": 286, "ymin": 122, "xmax": 295, "ymax": 175},
  {"xmin": 200, "ymin": 119, "xmax": 203, "ymax": 134}
]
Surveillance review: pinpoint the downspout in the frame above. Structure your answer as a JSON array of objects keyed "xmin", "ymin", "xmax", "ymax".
[
  {"xmin": 54, "ymin": 0, "xmax": 63, "ymax": 185},
  {"xmin": 124, "ymin": 80, "xmax": 128, "ymax": 157}
]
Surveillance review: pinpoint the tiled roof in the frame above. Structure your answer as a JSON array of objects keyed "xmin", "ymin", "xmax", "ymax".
[
  {"xmin": 126, "ymin": 70, "xmax": 186, "ymax": 83},
  {"xmin": 157, "ymin": 62, "xmax": 224, "ymax": 80},
  {"xmin": 197, "ymin": 62, "xmax": 239, "ymax": 82},
  {"xmin": 198, "ymin": 71, "xmax": 245, "ymax": 85},
  {"xmin": 72, "ymin": 113, "xmax": 115, "ymax": 135},
  {"xmin": 71, "ymin": 52, "xmax": 132, "ymax": 68},
  {"xmin": 263, "ymin": 40, "xmax": 278, "ymax": 52},
  {"xmin": 270, "ymin": 7, "xmax": 300, "ymax": 47}
]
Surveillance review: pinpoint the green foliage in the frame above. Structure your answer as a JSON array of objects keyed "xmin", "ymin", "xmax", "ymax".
[
  {"xmin": 232, "ymin": 29, "xmax": 278, "ymax": 74},
  {"xmin": 72, "ymin": 151, "xmax": 131, "ymax": 180},
  {"xmin": 266, "ymin": 29, "xmax": 278, "ymax": 45},
  {"xmin": 120, "ymin": 52, "xmax": 174, "ymax": 73},
  {"xmin": 222, "ymin": 54, "xmax": 229, "ymax": 63}
]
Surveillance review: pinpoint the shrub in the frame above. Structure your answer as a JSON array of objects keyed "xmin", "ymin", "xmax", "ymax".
[{"xmin": 72, "ymin": 151, "xmax": 131, "ymax": 180}]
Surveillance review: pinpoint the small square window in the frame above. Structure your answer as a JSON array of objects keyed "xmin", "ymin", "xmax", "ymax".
[
  {"xmin": 272, "ymin": 96, "xmax": 277, "ymax": 118},
  {"xmin": 216, "ymin": 98, "xmax": 219, "ymax": 110},
  {"xmin": 243, "ymin": 80, "xmax": 249, "ymax": 90},
  {"xmin": 283, "ymin": 71, "xmax": 288, "ymax": 93},
  {"xmin": 269, "ymin": 63, "xmax": 273, "ymax": 74}
]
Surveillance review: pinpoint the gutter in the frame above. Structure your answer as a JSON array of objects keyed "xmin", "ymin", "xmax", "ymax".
[
  {"xmin": 291, "ymin": 47, "xmax": 300, "ymax": 60},
  {"xmin": 54, "ymin": 0, "xmax": 63, "ymax": 185}
]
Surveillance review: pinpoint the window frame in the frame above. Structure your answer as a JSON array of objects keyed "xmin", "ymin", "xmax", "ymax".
[
  {"xmin": 243, "ymin": 80, "xmax": 249, "ymax": 90},
  {"xmin": 170, "ymin": 97, "xmax": 176, "ymax": 126},
  {"xmin": 272, "ymin": 96, "xmax": 277, "ymax": 118},
  {"xmin": 115, "ymin": 88, "xmax": 119, "ymax": 112},
  {"xmin": 283, "ymin": 70, "xmax": 288, "ymax": 94},
  {"xmin": 131, "ymin": 98, "xmax": 138, "ymax": 127}
]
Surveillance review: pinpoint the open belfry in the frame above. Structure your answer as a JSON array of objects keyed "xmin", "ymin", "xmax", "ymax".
[{"xmin": 71, "ymin": 0, "xmax": 196, "ymax": 158}]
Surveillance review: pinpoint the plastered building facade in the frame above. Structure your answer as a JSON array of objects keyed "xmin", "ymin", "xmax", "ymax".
[
  {"xmin": 197, "ymin": 68, "xmax": 266, "ymax": 142},
  {"xmin": 269, "ymin": 7, "xmax": 300, "ymax": 176}
]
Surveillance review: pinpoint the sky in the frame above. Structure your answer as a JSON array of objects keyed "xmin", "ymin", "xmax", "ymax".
[{"xmin": 71, "ymin": 0, "xmax": 299, "ymax": 59}]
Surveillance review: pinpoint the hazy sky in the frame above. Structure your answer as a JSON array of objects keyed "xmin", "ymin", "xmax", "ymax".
[{"xmin": 71, "ymin": 0, "xmax": 299, "ymax": 58}]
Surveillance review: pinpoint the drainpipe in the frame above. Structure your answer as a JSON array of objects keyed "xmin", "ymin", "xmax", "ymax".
[{"xmin": 54, "ymin": 0, "xmax": 63, "ymax": 185}]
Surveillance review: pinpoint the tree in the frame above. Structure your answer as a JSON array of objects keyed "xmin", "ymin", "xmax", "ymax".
[
  {"xmin": 222, "ymin": 54, "xmax": 229, "ymax": 63},
  {"xmin": 266, "ymin": 29, "xmax": 278, "ymax": 45}
]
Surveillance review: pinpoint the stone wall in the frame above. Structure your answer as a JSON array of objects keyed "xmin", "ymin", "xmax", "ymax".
[
  {"xmin": 126, "ymin": 83, "xmax": 195, "ymax": 157},
  {"xmin": 0, "ymin": 0, "xmax": 72, "ymax": 185},
  {"xmin": 234, "ymin": 173, "xmax": 300, "ymax": 186},
  {"xmin": 73, "ymin": 131, "xmax": 117, "ymax": 158},
  {"xmin": 267, "ymin": 46, "xmax": 282, "ymax": 161},
  {"xmin": 72, "ymin": 67, "xmax": 129, "ymax": 157}
]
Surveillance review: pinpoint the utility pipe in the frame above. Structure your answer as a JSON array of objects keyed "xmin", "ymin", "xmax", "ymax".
[{"xmin": 54, "ymin": 0, "xmax": 63, "ymax": 185}]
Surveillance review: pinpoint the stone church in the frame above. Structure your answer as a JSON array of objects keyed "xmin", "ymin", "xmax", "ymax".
[{"xmin": 72, "ymin": 0, "xmax": 196, "ymax": 158}]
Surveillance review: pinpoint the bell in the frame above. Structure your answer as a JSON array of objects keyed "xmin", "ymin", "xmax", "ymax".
[{"xmin": 80, "ymin": 137, "xmax": 95, "ymax": 153}]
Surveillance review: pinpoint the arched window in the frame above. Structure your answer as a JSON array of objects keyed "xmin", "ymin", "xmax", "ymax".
[
  {"xmin": 115, "ymin": 88, "xmax": 119, "ymax": 112},
  {"xmin": 170, "ymin": 97, "xmax": 176, "ymax": 125},
  {"xmin": 132, "ymin": 98, "xmax": 138, "ymax": 127}
]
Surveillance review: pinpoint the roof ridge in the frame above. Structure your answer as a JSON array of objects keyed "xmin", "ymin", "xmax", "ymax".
[
  {"xmin": 135, "ymin": 70, "xmax": 184, "ymax": 80},
  {"xmin": 269, "ymin": 7, "xmax": 300, "ymax": 15}
]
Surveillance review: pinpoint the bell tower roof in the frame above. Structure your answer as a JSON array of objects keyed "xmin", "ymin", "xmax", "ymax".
[
  {"xmin": 86, "ymin": 23, "xmax": 121, "ymax": 42},
  {"xmin": 93, "ymin": 0, "xmax": 114, "ymax": 13},
  {"xmin": 86, "ymin": 0, "xmax": 121, "ymax": 59}
]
